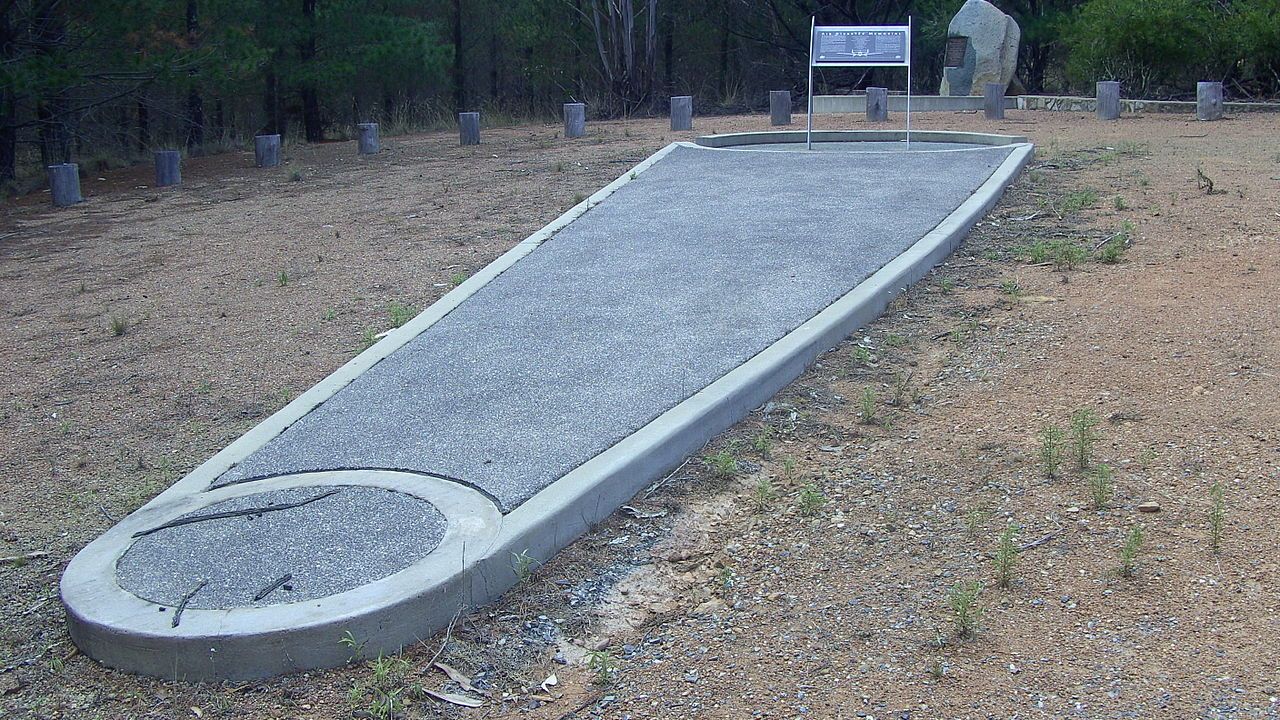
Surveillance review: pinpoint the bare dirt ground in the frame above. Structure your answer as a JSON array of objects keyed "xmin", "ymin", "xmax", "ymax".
[{"xmin": 1, "ymin": 107, "xmax": 1277, "ymax": 719}]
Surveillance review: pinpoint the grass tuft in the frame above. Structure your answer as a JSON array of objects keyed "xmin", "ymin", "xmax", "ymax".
[
  {"xmin": 993, "ymin": 525, "xmax": 1018, "ymax": 589},
  {"xmin": 948, "ymin": 581, "xmax": 983, "ymax": 640},
  {"xmin": 1089, "ymin": 463, "xmax": 1115, "ymax": 509},
  {"xmin": 1119, "ymin": 525, "xmax": 1143, "ymax": 578},
  {"xmin": 1069, "ymin": 409, "xmax": 1099, "ymax": 470},
  {"xmin": 1040, "ymin": 426, "xmax": 1064, "ymax": 478}
]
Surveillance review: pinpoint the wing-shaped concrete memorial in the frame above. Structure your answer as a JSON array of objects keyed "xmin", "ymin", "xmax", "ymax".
[{"xmin": 61, "ymin": 130, "xmax": 1033, "ymax": 680}]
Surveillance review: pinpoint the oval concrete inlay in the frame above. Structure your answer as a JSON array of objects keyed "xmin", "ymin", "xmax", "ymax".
[{"xmin": 116, "ymin": 485, "xmax": 447, "ymax": 610}]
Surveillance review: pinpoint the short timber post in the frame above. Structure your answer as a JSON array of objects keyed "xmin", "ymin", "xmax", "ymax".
[
  {"xmin": 459, "ymin": 112, "xmax": 481, "ymax": 145},
  {"xmin": 866, "ymin": 87, "xmax": 889, "ymax": 122},
  {"xmin": 984, "ymin": 83, "xmax": 1005, "ymax": 120},
  {"xmin": 254, "ymin": 134, "xmax": 281, "ymax": 167},
  {"xmin": 1096, "ymin": 81, "xmax": 1121, "ymax": 121},
  {"xmin": 154, "ymin": 150, "xmax": 181, "ymax": 187},
  {"xmin": 670, "ymin": 96, "xmax": 693, "ymax": 131},
  {"xmin": 563, "ymin": 103, "xmax": 586, "ymax": 138},
  {"xmin": 357, "ymin": 123, "xmax": 380, "ymax": 154},
  {"xmin": 48, "ymin": 163, "xmax": 83, "ymax": 207},
  {"xmin": 1197, "ymin": 81, "xmax": 1224, "ymax": 121},
  {"xmin": 770, "ymin": 90, "xmax": 792, "ymax": 126}
]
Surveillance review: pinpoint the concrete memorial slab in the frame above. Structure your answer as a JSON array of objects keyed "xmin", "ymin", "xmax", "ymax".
[{"xmin": 62, "ymin": 130, "xmax": 1033, "ymax": 681}]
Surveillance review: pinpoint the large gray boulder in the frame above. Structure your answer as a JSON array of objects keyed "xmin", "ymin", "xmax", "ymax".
[{"xmin": 939, "ymin": 0, "xmax": 1020, "ymax": 96}]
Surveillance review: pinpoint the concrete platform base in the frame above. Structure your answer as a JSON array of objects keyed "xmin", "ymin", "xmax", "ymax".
[{"xmin": 62, "ymin": 130, "xmax": 1034, "ymax": 681}]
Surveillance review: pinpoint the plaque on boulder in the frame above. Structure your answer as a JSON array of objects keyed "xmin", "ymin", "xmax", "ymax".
[
  {"xmin": 944, "ymin": 37, "xmax": 968, "ymax": 68},
  {"xmin": 938, "ymin": 0, "xmax": 1020, "ymax": 97}
]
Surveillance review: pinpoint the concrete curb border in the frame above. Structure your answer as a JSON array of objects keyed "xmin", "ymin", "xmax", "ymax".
[
  {"xmin": 61, "ymin": 131, "xmax": 1033, "ymax": 681},
  {"xmin": 694, "ymin": 129, "xmax": 1028, "ymax": 148}
]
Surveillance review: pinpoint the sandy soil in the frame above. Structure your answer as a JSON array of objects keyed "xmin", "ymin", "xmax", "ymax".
[{"xmin": 0, "ymin": 108, "xmax": 1277, "ymax": 719}]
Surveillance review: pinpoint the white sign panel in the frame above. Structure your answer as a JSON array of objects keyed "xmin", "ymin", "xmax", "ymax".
[{"xmin": 812, "ymin": 25, "xmax": 910, "ymax": 67}]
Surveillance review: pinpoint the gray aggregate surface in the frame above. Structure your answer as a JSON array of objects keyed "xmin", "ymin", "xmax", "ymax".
[
  {"xmin": 117, "ymin": 486, "xmax": 447, "ymax": 609},
  {"xmin": 217, "ymin": 144, "xmax": 1014, "ymax": 511}
]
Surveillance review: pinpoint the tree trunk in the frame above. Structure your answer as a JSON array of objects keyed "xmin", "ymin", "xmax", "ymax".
[
  {"xmin": 0, "ymin": 6, "xmax": 16, "ymax": 182},
  {"xmin": 264, "ymin": 68, "xmax": 284, "ymax": 136},
  {"xmin": 185, "ymin": 0, "xmax": 204, "ymax": 150},
  {"xmin": 136, "ymin": 98, "xmax": 150, "ymax": 154},
  {"xmin": 489, "ymin": 29, "xmax": 499, "ymax": 99},
  {"xmin": 33, "ymin": 2, "xmax": 70, "ymax": 165},
  {"xmin": 662, "ymin": 4, "xmax": 673, "ymax": 95},
  {"xmin": 452, "ymin": 0, "xmax": 465, "ymax": 111},
  {"xmin": 300, "ymin": 0, "xmax": 322, "ymax": 142}
]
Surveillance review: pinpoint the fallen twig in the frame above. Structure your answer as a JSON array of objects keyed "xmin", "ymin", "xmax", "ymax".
[
  {"xmin": 1018, "ymin": 533, "xmax": 1057, "ymax": 552},
  {"xmin": 253, "ymin": 573, "xmax": 292, "ymax": 602},
  {"xmin": 643, "ymin": 457, "xmax": 692, "ymax": 498},
  {"xmin": 133, "ymin": 490, "xmax": 341, "ymax": 538},
  {"xmin": 172, "ymin": 579, "xmax": 207, "ymax": 628},
  {"xmin": 0, "ymin": 551, "xmax": 49, "ymax": 564}
]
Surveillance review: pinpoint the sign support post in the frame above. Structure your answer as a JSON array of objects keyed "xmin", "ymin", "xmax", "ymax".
[
  {"xmin": 806, "ymin": 16, "xmax": 815, "ymax": 150},
  {"xmin": 805, "ymin": 18, "xmax": 912, "ymax": 151}
]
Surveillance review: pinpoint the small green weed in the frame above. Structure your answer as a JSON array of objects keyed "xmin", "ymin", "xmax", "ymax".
[
  {"xmin": 1052, "ymin": 241, "xmax": 1087, "ymax": 271},
  {"xmin": 859, "ymin": 387, "xmax": 877, "ymax": 424},
  {"xmin": 797, "ymin": 483, "xmax": 826, "ymax": 516},
  {"xmin": 1040, "ymin": 426, "xmax": 1064, "ymax": 478},
  {"xmin": 1112, "ymin": 195, "xmax": 1127, "ymax": 210},
  {"xmin": 108, "ymin": 316, "xmax": 128, "ymax": 337},
  {"xmin": 449, "ymin": 272, "xmax": 468, "ymax": 287},
  {"xmin": 999, "ymin": 280, "xmax": 1023, "ymax": 298},
  {"xmin": 890, "ymin": 371, "xmax": 914, "ymax": 407},
  {"xmin": 885, "ymin": 333, "xmax": 907, "ymax": 348},
  {"xmin": 851, "ymin": 345, "xmax": 872, "ymax": 367},
  {"xmin": 938, "ymin": 278, "xmax": 956, "ymax": 294},
  {"xmin": 289, "ymin": 169, "xmax": 303, "ymax": 182},
  {"xmin": 512, "ymin": 549, "xmax": 537, "ymax": 582},
  {"xmin": 1062, "ymin": 187, "xmax": 1099, "ymax": 213},
  {"xmin": 387, "ymin": 302, "xmax": 415, "ymax": 328},
  {"xmin": 358, "ymin": 327, "xmax": 378, "ymax": 351},
  {"xmin": 277, "ymin": 270, "xmax": 289, "ymax": 287},
  {"xmin": 751, "ymin": 427, "xmax": 774, "ymax": 458},
  {"xmin": 706, "ymin": 448, "xmax": 739, "ymax": 478},
  {"xmin": 1069, "ymin": 409, "xmax": 1099, "ymax": 470},
  {"xmin": 1119, "ymin": 525, "xmax": 1143, "ymax": 578},
  {"xmin": 1089, "ymin": 463, "xmax": 1115, "ymax": 509},
  {"xmin": 993, "ymin": 525, "xmax": 1018, "ymax": 589},
  {"xmin": 781, "ymin": 456, "xmax": 797, "ymax": 483},
  {"xmin": 587, "ymin": 649, "xmax": 617, "ymax": 686},
  {"xmin": 339, "ymin": 630, "xmax": 366, "ymax": 660},
  {"xmin": 948, "ymin": 581, "xmax": 983, "ymax": 640},
  {"xmin": 751, "ymin": 476, "xmax": 777, "ymax": 512},
  {"xmin": 1097, "ymin": 221, "xmax": 1134, "ymax": 264}
]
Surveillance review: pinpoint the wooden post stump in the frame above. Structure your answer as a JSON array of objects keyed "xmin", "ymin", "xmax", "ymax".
[
  {"xmin": 459, "ymin": 112, "xmax": 481, "ymax": 145},
  {"xmin": 1197, "ymin": 81, "xmax": 1224, "ymax": 121},
  {"xmin": 357, "ymin": 123, "xmax": 380, "ymax": 154},
  {"xmin": 866, "ymin": 87, "xmax": 889, "ymax": 122},
  {"xmin": 984, "ymin": 83, "xmax": 1005, "ymax": 120},
  {"xmin": 48, "ymin": 163, "xmax": 82, "ymax": 207},
  {"xmin": 1096, "ymin": 81, "xmax": 1121, "ymax": 121},
  {"xmin": 563, "ymin": 103, "xmax": 586, "ymax": 138},
  {"xmin": 154, "ymin": 150, "xmax": 181, "ymax": 187},
  {"xmin": 670, "ymin": 96, "xmax": 693, "ymax": 131},
  {"xmin": 770, "ymin": 91, "xmax": 792, "ymax": 126},
  {"xmin": 255, "ymin": 134, "xmax": 281, "ymax": 167}
]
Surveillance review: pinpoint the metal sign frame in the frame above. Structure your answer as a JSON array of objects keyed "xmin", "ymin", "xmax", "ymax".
[{"xmin": 806, "ymin": 18, "xmax": 913, "ymax": 150}]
